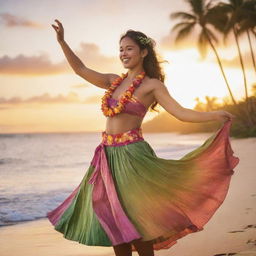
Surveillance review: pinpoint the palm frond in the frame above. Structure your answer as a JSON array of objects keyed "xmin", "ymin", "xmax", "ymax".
[
  {"xmin": 205, "ymin": 0, "xmax": 218, "ymax": 11},
  {"xmin": 170, "ymin": 11, "xmax": 196, "ymax": 21},
  {"xmin": 229, "ymin": 0, "xmax": 244, "ymax": 9},
  {"xmin": 238, "ymin": 19, "xmax": 255, "ymax": 35},
  {"xmin": 171, "ymin": 22, "xmax": 195, "ymax": 33},
  {"xmin": 219, "ymin": 0, "xmax": 254, "ymax": 32},
  {"xmin": 197, "ymin": 29, "xmax": 209, "ymax": 58},
  {"xmin": 185, "ymin": 0, "xmax": 204, "ymax": 16},
  {"xmin": 237, "ymin": 0, "xmax": 256, "ymax": 34},
  {"xmin": 245, "ymin": 0, "xmax": 256, "ymax": 12},
  {"xmin": 205, "ymin": 27, "xmax": 219, "ymax": 45},
  {"xmin": 205, "ymin": 4, "xmax": 230, "ymax": 32},
  {"xmin": 173, "ymin": 22, "xmax": 197, "ymax": 44}
]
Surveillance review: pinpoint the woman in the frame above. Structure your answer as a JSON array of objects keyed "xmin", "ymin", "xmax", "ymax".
[{"xmin": 48, "ymin": 19, "xmax": 239, "ymax": 256}]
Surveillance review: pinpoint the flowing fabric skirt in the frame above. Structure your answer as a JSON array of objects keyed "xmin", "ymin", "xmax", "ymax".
[{"xmin": 46, "ymin": 120, "xmax": 239, "ymax": 252}]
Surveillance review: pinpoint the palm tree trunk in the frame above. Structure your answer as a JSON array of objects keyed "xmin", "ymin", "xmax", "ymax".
[
  {"xmin": 246, "ymin": 29, "xmax": 256, "ymax": 73},
  {"xmin": 204, "ymin": 28, "xmax": 254, "ymax": 127},
  {"xmin": 232, "ymin": 26, "xmax": 255, "ymax": 127},
  {"xmin": 204, "ymin": 29, "xmax": 237, "ymax": 105},
  {"xmin": 233, "ymin": 26, "xmax": 249, "ymax": 100},
  {"xmin": 252, "ymin": 28, "xmax": 256, "ymax": 38},
  {"xmin": 246, "ymin": 29, "xmax": 256, "ymax": 125}
]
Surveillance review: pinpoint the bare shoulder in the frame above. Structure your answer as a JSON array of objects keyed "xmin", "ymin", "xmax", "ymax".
[
  {"xmin": 146, "ymin": 77, "xmax": 166, "ymax": 94},
  {"xmin": 148, "ymin": 78, "xmax": 165, "ymax": 88},
  {"xmin": 108, "ymin": 73, "xmax": 121, "ymax": 85}
]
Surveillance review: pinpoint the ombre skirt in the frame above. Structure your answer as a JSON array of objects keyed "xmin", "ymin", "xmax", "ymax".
[{"xmin": 46, "ymin": 120, "xmax": 239, "ymax": 252}]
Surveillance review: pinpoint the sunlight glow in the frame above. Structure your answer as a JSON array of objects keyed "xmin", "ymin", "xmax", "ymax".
[{"xmin": 162, "ymin": 50, "xmax": 245, "ymax": 109}]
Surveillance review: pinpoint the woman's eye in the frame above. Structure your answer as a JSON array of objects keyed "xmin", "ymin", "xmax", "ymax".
[{"xmin": 119, "ymin": 48, "xmax": 132, "ymax": 52}]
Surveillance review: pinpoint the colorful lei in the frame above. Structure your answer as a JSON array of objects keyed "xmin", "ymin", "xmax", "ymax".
[{"xmin": 101, "ymin": 71, "xmax": 146, "ymax": 117}]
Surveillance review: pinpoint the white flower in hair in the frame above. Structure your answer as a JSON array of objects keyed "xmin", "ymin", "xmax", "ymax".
[{"xmin": 137, "ymin": 36, "xmax": 152, "ymax": 46}]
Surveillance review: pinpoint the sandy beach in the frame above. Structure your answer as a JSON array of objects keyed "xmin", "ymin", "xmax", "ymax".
[{"xmin": 0, "ymin": 137, "xmax": 255, "ymax": 256}]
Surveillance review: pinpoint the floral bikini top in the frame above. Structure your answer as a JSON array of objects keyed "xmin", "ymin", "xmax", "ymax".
[{"xmin": 107, "ymin": 96, "xmax": 147, "ymax": 118}]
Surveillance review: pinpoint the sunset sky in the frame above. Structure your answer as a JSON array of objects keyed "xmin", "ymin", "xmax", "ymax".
[{"xmin": 1, "ymin": 0, "xmax": 255, "ymax": 133}]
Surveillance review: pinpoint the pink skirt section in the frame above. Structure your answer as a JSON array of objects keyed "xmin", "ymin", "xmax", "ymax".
[
  {"xmin": 47, "ymin": 120, "xmax": 239, "ymax": 252},
  {"xmin": 86, "ymin": 128, "xmax": 144, "ymax": 245}
]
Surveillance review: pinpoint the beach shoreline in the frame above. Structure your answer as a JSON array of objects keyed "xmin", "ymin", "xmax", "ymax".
[{"xmin": 0, "ymin": 137, "xmax": 255, "ymax": 256}]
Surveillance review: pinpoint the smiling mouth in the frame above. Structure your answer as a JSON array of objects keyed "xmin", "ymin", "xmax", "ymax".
[{"xmin": 122, "ymin": 58, "xmax": 130, "ymax": 63}]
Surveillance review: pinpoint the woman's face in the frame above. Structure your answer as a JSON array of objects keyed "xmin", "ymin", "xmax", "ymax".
[{"xmin": 119, "ymin": 36, "xmax": 146, "ymax": 69}]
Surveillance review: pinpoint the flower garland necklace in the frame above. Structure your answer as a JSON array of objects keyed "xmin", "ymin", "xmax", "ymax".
[{"xmin": 101, "ymin": 71, "xmax": 146, "ymax": 117}]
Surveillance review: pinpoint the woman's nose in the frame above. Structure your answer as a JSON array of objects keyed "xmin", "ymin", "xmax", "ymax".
[
  {"xmin": 121, "ymin": 54, "xmax": 127, "ymax": 59},
  {"xmin": 121, "ymin": 49, "xmax": 128, "ymax": 55}
]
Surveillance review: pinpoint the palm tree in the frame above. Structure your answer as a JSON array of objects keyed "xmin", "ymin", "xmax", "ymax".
[
  {"xmin": 205, "ymin": 95, "xmax": 219, "ymax": 111},
  {"xmin": 211, "ymin": 0, "xmax": 250, "ymax": 101},
  {"xmin": 194, "ymin": 96, "xmax": 219, "ymax": 111},
  {"xmin": 210, "ymin": 0, "xmax": 255, "ymax": 126},
  {"xmin": 238, "ymin": 0, "xmax": 256, "ymax": 125},
  {"xmin": 169, "ymin": 0, "xmax": 237, "ymax": 106},
  {"xmin": 237, "ymin": 0, "xmax": 256, "ymax": 73}
]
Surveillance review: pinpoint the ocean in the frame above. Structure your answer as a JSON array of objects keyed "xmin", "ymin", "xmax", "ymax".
[{"xmin": 0, "ymin": 131, "xmax": 211, "ymax": 228}]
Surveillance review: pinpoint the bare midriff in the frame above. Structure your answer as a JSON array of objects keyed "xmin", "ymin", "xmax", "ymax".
[{"xmin": 105, "ymin": 113, "xmax": 144, "ymax": 134}]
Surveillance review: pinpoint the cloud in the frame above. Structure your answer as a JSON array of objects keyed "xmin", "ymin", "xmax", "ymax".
[
  {"xmin": 218, "ymin": 51, "xmax": 255, "ymax": 69},
  {"xmin": 71, "ymin": 83, "xmax": 91, "ymax": 89},
  {"xmin": 0, "ymin": 12, "xmax": 45, "ymax": 28},
  {"xmin": 0, "ymin": 53, "xmax": 66, "ymax": 76},
  {"xmin": 0, "ymin": 91, "xmax": 103, "ymax": 109},
  {"xmin": 83, "ymin": 95, "xmax": 102, "ymax": 104},
  {"xmin": 0, "ymin": 92, "xmax": 82, "ymax": 106},
  {"xmin": 0, "ymin": 42, "xmax": 122, "ymax": 76}
]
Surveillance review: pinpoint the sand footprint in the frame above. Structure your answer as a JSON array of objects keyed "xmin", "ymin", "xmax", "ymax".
[{"xmin": 213, "ymin": 253, "xmax": 237, "ymax": 256}]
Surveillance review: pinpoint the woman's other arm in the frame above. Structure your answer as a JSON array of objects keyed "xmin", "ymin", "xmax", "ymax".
[
  {"xmin": 151, "ymin": 79, "xmax": 235, "ymax": 123},
  {"xmin": 51, "ymin": 19, "xmax": 118, "ymax": 89}
]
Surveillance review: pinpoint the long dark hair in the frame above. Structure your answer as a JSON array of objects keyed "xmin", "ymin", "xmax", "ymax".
[{"xmin": 119, "ymin": 29, "xmax": 167, "ymax": 113}]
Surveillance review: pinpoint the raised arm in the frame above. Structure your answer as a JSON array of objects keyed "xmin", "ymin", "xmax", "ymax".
[
  {"xmin": 51, "ymin": 19, "xmax": 119, "ymax": 89},
  {"xmin": 152, "ymin": 79, "xmax": 235, "ymax": 123}
]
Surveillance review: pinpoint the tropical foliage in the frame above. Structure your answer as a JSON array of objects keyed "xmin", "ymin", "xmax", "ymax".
[{"xmin": 170, "ymin": 0, "xmax": 256, "ymax": 135}]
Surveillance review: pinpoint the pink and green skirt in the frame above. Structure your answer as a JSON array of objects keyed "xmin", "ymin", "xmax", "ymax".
[{"xmin": 46, "ymin": 120, "xmax": 239, "ymax": 252}]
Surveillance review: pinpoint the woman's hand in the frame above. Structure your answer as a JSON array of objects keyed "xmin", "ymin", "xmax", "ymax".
[
  {"xmin": 51, "ymin": 19, "xmax": 64, "ymax": 43},
  {"xmin": 212, "ymin": 110, "xmax": 236, "ymax": 123}
]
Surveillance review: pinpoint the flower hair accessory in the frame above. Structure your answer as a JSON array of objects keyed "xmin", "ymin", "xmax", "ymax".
[{"xmin": 137, "ymin": 36, "xmax": 152, "ymax": 46}]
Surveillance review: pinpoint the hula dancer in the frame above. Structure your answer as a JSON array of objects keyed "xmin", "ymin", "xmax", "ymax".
[{"xmin": 48, "ymin": 19, "xmax": 239, "ymax": 256}]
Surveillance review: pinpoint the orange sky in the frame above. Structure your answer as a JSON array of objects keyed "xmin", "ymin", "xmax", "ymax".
[{"xmin": 0, "ymin": 0, "xmax": 255, "ymax": 133}]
